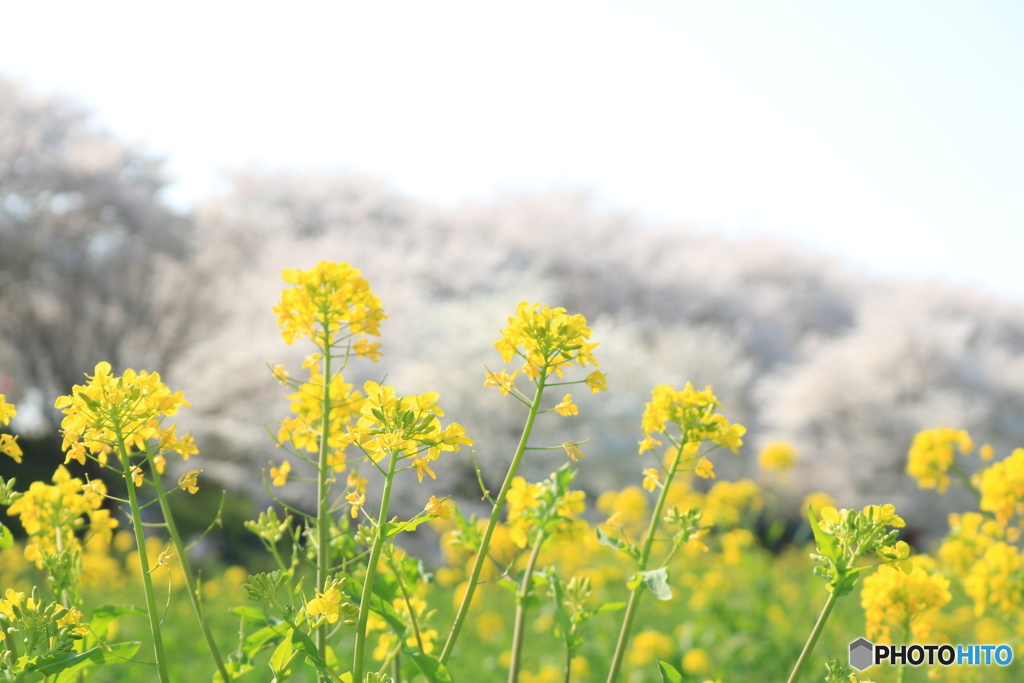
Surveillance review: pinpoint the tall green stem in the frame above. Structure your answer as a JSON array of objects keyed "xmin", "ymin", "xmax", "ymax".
[
  {"xmin": 352, "ymin": 449, "xmax": 399, "ymax": 683},
  {"xmin": 786, "ymin": 587, "xmax": 840, "ymax": 683},
  {"xmin": 152, "ymin": 472, "xmax": 230, "ymax": 682},
  {"xmin": 118, "ymin": 439, "xmax": 170, "ymax": 683},
  {"xmin": 316, "ymin": 347, "xmax": 334, "ymax": 669},
  {"xmin": 508, "ymin": 530, "xmax": 546, "ymax": 683},
  {"xmin": 605, "ymin": 441, "xmax": 684, "ymax": 683},
  {"xmin": 440, "ymin": 380, "xmax": 546, "ymax": 664}
]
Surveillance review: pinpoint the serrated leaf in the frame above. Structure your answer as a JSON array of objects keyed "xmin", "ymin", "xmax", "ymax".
[
  {"xmin": 657, "ymin": 660, "xmax": 684, "ymax": 683},
  {"xmin": 639, "ymin": 567, "xmax": 672, "ymax": 601},
  {"xmin": 408, "ymin": 653, "xmax": 452, "ymax": 683}
]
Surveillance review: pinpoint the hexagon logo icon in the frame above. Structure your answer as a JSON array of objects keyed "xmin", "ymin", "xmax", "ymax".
[{"xmin": 849, "ymin": 637, "xmax": 874, "ymax": 671}]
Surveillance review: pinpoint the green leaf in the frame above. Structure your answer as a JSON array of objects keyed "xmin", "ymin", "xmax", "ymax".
[
  {"xmin": 88, "ymin": 605, "xmax": 146, "ymax": 640},
  {"xmin": 290, "ymin": 628, "xmax": 341, "ymax": 682},
  {"xmin": 269, "ymin": 630, "xmax": 295, "ymax": 677},
  {"xmin": 657, "ymin": 660, "xmax": 684, "ymax": 683},
  {"xmin": 596, "ymin": 527, "xmax": 626, "ymax": 552},
  {"xmin": 54, "ymin": 642, "xmax": 141, "ymax": 682},
  {"xmin": 407, "ymin": 653, "xmax": 453, "ymax": 683},
  {"xmin": 0, "ymin": 522, "xmax": 12, "ymax": 550},
  {"xmin": 549, "ymin": 577, "xmax": 572, "ymax": 645},
  {"xmin": 808, "ymin": 505, "xmax": 839, "ymax": 564},
  {"xmin": 385, "ymin": 515, "xmax": 432, "ymax": 537},
  {"xmin": 639, "ymin": 567, "xmax": 672, "ymax": 601},
  {"xmin": 27, "ymin": 648, "xmax": 102, "ymax": 675},
  {"xmin": 596, "ymin": 601, "xmax": 627, "ymax": 613},
  {"xmin": 230, "ymin": 606, "xmax": 269, "ymax": 624}
]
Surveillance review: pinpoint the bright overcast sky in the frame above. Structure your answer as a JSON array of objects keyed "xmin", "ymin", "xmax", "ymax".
[{"xmin": 3, "ymin": 0, "xmax": 1023, "ymax": 302}]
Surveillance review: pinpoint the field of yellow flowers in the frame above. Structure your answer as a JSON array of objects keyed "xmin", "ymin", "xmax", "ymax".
[{"xmin": 1, "ymin": 262, "xmax": 1022, "ymax": 683}]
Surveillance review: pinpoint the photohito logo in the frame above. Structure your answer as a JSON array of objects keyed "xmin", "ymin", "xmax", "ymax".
[{"xmin": 849, "ymin": 638, "xmax": 1013, "ymax": 671}]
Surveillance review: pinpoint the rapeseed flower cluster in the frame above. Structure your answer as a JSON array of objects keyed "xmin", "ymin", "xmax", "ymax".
[
  {"xmin": 54, "ymin": 361, "xmax": 197, "ymax": 471},
  {"xmin": 905, "ymin": 426, "xmax": 973, "ymax": 492},
  {"xmin": 273, "ymin": 261, "xmax": 385, "ymax": 346},
  {"xmin": 962, "ymin": 541, "xmax": 1024, "ymax": 617},
  {"xmin": 349, "ymin": 380, "xmax": 472, "ymax": 482},
  {"xmin": 860, "ymin": 556, "xmax": 951, "ymax": 643},
  {"xmin": 488, "ymin": 301, "xmax": 603, "ymax": 386},
  {"xmin": 758, "ymin": 441, "xmax": 796, "ymax": 472},
  {"xmin": 6, "ymin": 466, "xmax": 116, "ymax": 573},
  {"xmin": 638, "ymin": 383, "xmax": 745, "ymax": 462},
  {"xmin": 505, "ymin": 468, "xmax": 586, "ymax": 548},
  {"xmin": 977, "ymin": 447, "xmax": 1024, "ymax": 524},
  {"xmin": 276, "ymin": 365, "xmax": 363, "ymax": 469},
  {"xmin": 0, "ymin": 395, "xmax": 21, "ymax": 462}
]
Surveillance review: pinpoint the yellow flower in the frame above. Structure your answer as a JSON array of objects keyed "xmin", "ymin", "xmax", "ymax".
[
  {"xmin": 493, "ymin": 302, "xmax": 599, "ymax": 381},
  {"xmin": 307, "ymin": 588, "xmax": 344, "ymax": 623},
  {"xmin": 861, "ymin": 559, "xmax": 951, "ymax": 643},
  {"xmin": 131, "ymin": 466, "xmax": 143, "ymax": 487},
  {"xmin": 642, "ymin": 468, "xmax": 660, "ymax": 492},
  {"xmin": 863, "ymin": 503, "xmax": 905, "ymax": 528},
  {"xmin": 270, "ymin": 460, "xmax": 291, "ymax": 486},
  {"xmin": 682, "ymin": 648, "xmax": 711, "ymax": 675},
  {"xmin": 483, "ymin": 369, "xmax": 519, "ymax": 396},
  {"xmin": 562, "ymin": 441, "xmax": 584, "ymax": 462},
  {"xmin": 54, "ymin": 361, "xmax": 193, "ymax": 469},
  {"xmin": 426, "ymin": 495, "xmax": 451, "ymax": 520},
  {"xmin": 803, "ymin": 492, "xmax": 837, "ymax": 517},
  {"xmin": 347, "ymin": 491, "xmax": 366, "ymax": 519},
  {"xmin": 640, "ymin": 383, "xmax": 745, "ymax": 454},
  {"xmin": 347, "ymin": 471, "xmax": 367, "ymax": 493},
  {"xmin": 273, "ymin": 261, "xmax": 385, "ymax": 346},
  {"xmin": 0, "ymin": 434, "xmax": 22, "ymax": 463},
  {"xmin": 758, "ymin": 441, "xmax": 796, "ymax": 471},
  {"xmin": 271, "ymin": 364, "xmax": 289, "ymax": 384},
  {"xmin": 0, "ymin": 395, "xmax": 15, "ymax": 425},
  {"xmin": 978, "ymin": 448, "xmax": 1024, "ymax": 524},
  {"xmin": 584, "ymin": 370, "xmax": 608, "ymax": 393},
  {"xmin": 906, "ymin": 426, "xmax": 974, "ymax": 493},
  {"xmin": 178, "ymin": 470, "xmax": 200, "ymax": 494},
  {"xmin": 554, "ymin": 394, "xmax": 579, "ymax": 417},
  {"xmin": 695, "ymin": 457, "xmax": 715, "ymax": 479},
  {"xmin": 627, "ymin": 629, "xmax": 674, "ymax": 668},
  {"xmin": 638, "ymin": 435, "xmax": 663, "ymax": 455},
  {"xmin": 980, "ymin": 443, "xmax": 995, "ymax": 461}
]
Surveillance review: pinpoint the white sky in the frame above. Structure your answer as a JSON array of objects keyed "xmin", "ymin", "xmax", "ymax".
[{"xmin": 3, "ymin": 0, "xmax": 1023, "ymax": 302}]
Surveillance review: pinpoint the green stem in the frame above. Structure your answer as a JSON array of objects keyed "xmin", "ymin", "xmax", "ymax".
[
  {"xmin": 388, "ymin": 553, "xmax": 426, "ymax": 655},
  {"xmin": 352, "ymin": 449, "xmax": 399, "ymax": 683},
  {"xmin": 440, "ymin": 380, "xmax": 547, "ymax": 664},
  {"xmin": 316, "ymin": 346, "xmax": 334, "ymax": 669},
  {"xmin": 119, "ymin": 442, "xmax": 171, "ymax": 683},
  {"xmin": 508, "ymin": 530, "xmax": 546, "ymax": 683},
  {"xmin": 152, "ymin": 472, "xmax": 230, "ymax": 683},
  {"xmin": 605, "ymin": 442, "xmax": 684, "ymax": 683},
  {"xmin": 785, "ymin": 586, "xmax": 841, "ymax": 683}
]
